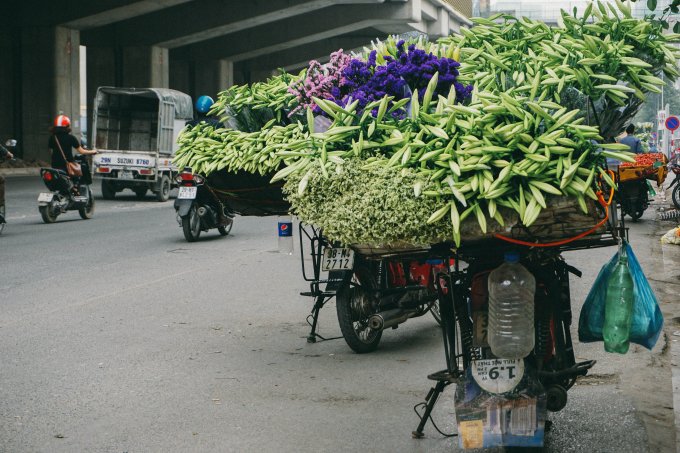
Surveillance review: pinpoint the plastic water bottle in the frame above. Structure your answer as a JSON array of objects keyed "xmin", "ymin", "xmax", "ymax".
[
  {"xmin": 603, "ymin": 252, "xmax": 635, "ymax": 354},
  {"xmin": 488, "ymin": 251, "xmax": 536, "ymax": 359},
  {"xmin": 278, "ymin": 215, "xmax": 294, "ymax": 255}
]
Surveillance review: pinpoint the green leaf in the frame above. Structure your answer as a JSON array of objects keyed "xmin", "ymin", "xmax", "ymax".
[
  {"xmin": 662, "ymin": 20, "xmax": 670, "ymax": 30},
  {"xmin": 648, "ymin": 0, "xmax": 657, "ymax": 10},
  {"xmin": 652, "ymin": 19, "xmax": 661, "ymax": 28},
  {"xmin": 674, "ymin": 22, "xmax": 680, "ymax": 33}
]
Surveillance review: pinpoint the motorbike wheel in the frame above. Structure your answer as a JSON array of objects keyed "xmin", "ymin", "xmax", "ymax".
[
  {"xmin": 335, "ymin": 266, "xmax": 383, "ymax": 353},
  {"xmin": 156, "ymin": 175, "xmax": 171, "ymax": 202},
  {"xmin": 218, "ymin": 221, "xmax": 233, "ymax": 236},
  {"xmin": 101, "ymin": 180, "xmax": 116, "ymax": 200},
  {"xmin": 79, "ymin": 192, "xmax": 95, "ymax": 219},
  {"xmin": 182, "ymin": 203, "xmax": 201, "ymax": 242},
  {"xmin": 630, "ymin": 203, "xmax": 645, "ymax": 222},
  {"xmin": 134, "ymin": 187, "xmax": 148, "ymax": 199},
  {"xmin": 39, "ymin": 203, "xmax": 58, "ymax": 223},
  {"xmin": 673, "ymin": 184, "xmax": 680, "ymax": 210}
]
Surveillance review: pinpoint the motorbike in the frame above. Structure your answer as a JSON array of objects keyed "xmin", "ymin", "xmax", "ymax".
[
  {"xmin": 301, "ymin": 226, "xmax": 448, "ymax": 352},
  {"xmin": 173, "ymin": 167, "xmax": 234, "ymax": 242},
  {"xmin": 617, "ymin": 177, "xmax": 650, "ymax": 222},
  {"xmin": 0, "ymin": 140, "xmax": 18, "ymax": 235},
  {"xmin": 669, "ymin": 153, "xmax": 680, "ymax": 210},
  {"xmin": 38, "ymin": 154, "xmax": 95, "ymax": 223}
]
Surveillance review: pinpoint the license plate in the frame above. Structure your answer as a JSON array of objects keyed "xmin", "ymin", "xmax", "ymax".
[
  {"xmin": 38, "ymin": 193, "xmax": 53, "ymax": 202},
  {"xmin": 119, "ymin": 171, "xmax": 133, "ymax": 179},
  {"xmin": 473, "ymin": 311, "xmax": 489, "ymax": 348},
  {"xmin": 322, "ymin": 248, "xmax": 354, "ymax": 271},
  {"xmin": 178, "ymin": 186, "xmax": 197, "ymax": 199}
]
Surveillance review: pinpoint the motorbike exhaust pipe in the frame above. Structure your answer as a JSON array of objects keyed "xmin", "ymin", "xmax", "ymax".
[{"xmin": 368, "ymin": 308, "xmax": 418, "ymax": 331}]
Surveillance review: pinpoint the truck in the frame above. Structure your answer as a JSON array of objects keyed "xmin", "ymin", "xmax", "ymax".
[{"xmin": 91, "ymin": 87, "xmax": 194, "ymax": 201}]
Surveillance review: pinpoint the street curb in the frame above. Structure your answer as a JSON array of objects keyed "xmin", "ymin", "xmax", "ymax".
[{"xmin": 0, "ymin": 167, "xmax": 41, "ymax": 176}]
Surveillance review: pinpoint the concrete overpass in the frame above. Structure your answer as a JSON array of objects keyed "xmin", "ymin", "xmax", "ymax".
[{"xmin": 0, "ymin": 0, "xmax": 471, "ymax": 161}]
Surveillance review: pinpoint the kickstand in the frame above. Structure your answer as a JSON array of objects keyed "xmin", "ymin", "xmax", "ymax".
[
  {"xmin": 306, "ymin": 295, "xmax": 341, "ymax": 343},
  {"xmin": 412, "ymin": 372, "xmax": 457, "ymax": 439}
]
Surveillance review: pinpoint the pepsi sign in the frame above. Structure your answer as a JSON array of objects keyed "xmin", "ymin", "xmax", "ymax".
[{"xmin": 278, "ymin": 221, "xmax": 293, "ymax": 237}]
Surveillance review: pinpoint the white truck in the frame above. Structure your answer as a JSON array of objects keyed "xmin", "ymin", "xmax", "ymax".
[{"xmin": 92, "ymin": 87, "xmax": 194, "ymax": 201}]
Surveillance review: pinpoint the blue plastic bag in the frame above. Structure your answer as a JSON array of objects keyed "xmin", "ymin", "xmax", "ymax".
[{"xmin": 578, "ymin": 241, "xmax": 664, "ymax": 350}]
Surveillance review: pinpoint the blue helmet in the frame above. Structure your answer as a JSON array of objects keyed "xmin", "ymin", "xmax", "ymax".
[{"xmin": 196, "ymin": 96, "xmax": 214, "ymax": 113}]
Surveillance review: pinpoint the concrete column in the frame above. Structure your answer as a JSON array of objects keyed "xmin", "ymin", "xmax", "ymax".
[
  {"xmin": 218, "ymin": 59, "xmax": 234, "ymax": 93},
  {"xmin": 0, "ymin": 26, "xmax": 16, "ymax": 149},
  {"xmin": 170, "ymin": 59, "xmax": 234, "ymax": 104},
  {"xmin": 54, "ymin": 27, "xmax": 81, "ymax": 137},
  {"xmin": 20, "ymin": 26, "xmax": 81, "ymax": 161},
  {"xmin": 122, "ymin": 46, "xmax": 169, "ymax": 88}
]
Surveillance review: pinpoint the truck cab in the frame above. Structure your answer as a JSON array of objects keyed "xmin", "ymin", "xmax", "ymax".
[{"xmin": 92, "ymin": 87, "xmax": 193, "ymax": 201}]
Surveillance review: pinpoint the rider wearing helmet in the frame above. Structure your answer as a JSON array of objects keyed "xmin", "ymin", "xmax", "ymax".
[
  {"xmin": 48, "ymin": 115, "xmax": 97, "ymax": 194},
  {"xmin": 186, "ymin": 96, "xmax": 223, "ymax": 129}
]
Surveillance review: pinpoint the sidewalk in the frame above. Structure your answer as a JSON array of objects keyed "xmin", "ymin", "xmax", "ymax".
[
  {"xmin": 647, "ymin": 185, "xmax": 680, "ymax": 453},
  {"xmin": 0, "ymin": 167, "xmax": 41, "ymax": 176}
]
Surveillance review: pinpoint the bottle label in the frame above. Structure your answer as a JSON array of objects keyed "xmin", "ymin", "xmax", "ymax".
[
  {"xmin": 471, "ymin": 359, "xmax": 525, "ymax": 394},
  {"xmin": 278, "ymin": 222, "xmax": 293, "ymax": 237}
]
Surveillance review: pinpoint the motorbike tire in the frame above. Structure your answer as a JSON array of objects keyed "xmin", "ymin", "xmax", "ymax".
[
  {"xmin": 134, "ymin": 187, "xmax": 148, "ymax": 199},
  {"xmin": 79, "ymin": 193, "xmax": 95, "ymax": 219},
  {"xmin": 673, "ymin": 184, "xmax": 680, "ymax": 210},
  {"xmin": 335, "ymin": 266, "xmax": 383, "ymax": 354},
  {"xmin": 630, "ymin": 203, "xmax": 645, "ymax": 222},
  {"xmin": 182, "ymin": 203, "xmax": 201, "ymax": 242},
  {"xmin": 218, "ymin": 222, "xmax": 233, "ymax": 236},
  {"xmin": 156, "ymin": 175, "xmax": 171, "ymax": 202},
  {"xmin": 101, "ymin": 180, "xmax": 116, "ymax": 200},
  {"xmin": 40, "ymin": 203, "xmax": 58, "ymax": 223}
]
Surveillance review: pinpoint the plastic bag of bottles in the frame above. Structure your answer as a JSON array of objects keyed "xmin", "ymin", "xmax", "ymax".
[
  {"xmin": 578, "ymin": 240, "xmax": 663, "ymax": 350},
  {"xmin": 661, "ymin": 227, "xmax": 680, "ymax": 245}
]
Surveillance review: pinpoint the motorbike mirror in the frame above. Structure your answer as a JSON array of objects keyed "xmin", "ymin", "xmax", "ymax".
[{"xmin": 5, "ymin": 140, "xmax": 16, "ymax": 147}]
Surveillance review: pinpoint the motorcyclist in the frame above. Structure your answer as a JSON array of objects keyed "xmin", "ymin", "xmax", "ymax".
[
  {"xmin": 0, "ymin": 142, "xmax": 13, "ymax": 224},
  {"xmin": 186, "ymin": 96, "xmax": 223, "ymax": 129},
  {"xmin": 48, "ymin": 115, "xmax": 97, "ymax": 195},
  {"xmin": 183, "ymin": 96, "xmax": 231, "ymax": 230}
]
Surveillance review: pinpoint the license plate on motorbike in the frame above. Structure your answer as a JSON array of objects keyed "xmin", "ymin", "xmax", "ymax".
[
  {"xmin": 322, "ymin": 248, "xmax": 354, "ymax": 271},
  {"xmin": 178, "ymin": 186, "xmax": 197, "ymax": 199},
  {"xmin": 119, "ymin": 171, "xmax": 133, "ymax": 179},
  {"xmin": 473, "ymin": 311, "xmax": 490, "ymax": 348},
  {"xmin": 38, "ymin": 192, "xmax": 53, "ymax": 202}
]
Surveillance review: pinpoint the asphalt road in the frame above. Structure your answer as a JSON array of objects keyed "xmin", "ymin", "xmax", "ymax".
[{"xmin": 0, "ymin": 176, "xmax": 675, "ymax": 453}]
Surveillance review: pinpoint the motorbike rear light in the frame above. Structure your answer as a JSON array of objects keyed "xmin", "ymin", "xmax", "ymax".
[
  {"xmin": 139, "ymin": 169, "xmax": 153, "ymax": 175},
  {"xmin": 97, "ymin": 167, "xmax": 110, "ymax": 173},
  {"xmin": 44, "ymin": 172, "xmax": 52, "ymax": 181},
  {"xmin": 180, "ymin": 172, "xmax": 194, "ymax": 181},
  {"xmin": 194, "ymin": 175, "xmax": 205, "ymax": 184}
]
